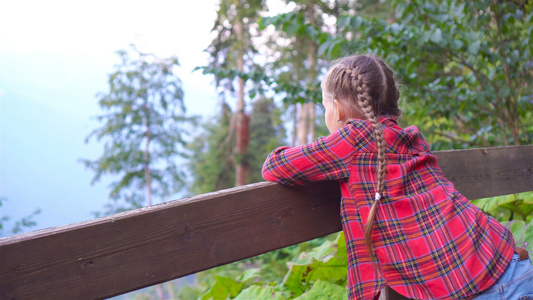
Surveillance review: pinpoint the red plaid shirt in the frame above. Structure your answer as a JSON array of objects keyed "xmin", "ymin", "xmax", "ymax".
[{"xmin": 262, "ymin": 116, "xmax": 515, "ymax": 300}]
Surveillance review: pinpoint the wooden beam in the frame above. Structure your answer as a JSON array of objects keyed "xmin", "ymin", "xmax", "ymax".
[
  {"xmin": 0, "ymin": 146, "xmax": 531, "ymax": 300},
  {"xmin": 435, "ymin": 146, "xmax": 533, "ymax": 199},
  {"xmin": 0, "ymin": 181, "xmax": 342, "ymax": 299}
]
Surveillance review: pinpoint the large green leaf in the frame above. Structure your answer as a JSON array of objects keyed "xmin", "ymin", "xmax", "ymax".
[
  {"xmin": 294, "ymin": 280, "xmax": 347, "ymax": 300},
  {"xmin": 506, "ymin": 219, "xmax": 533, "ymax": 255},
  {"xmin": 471, "ymin": 192, "xmax": 533, "ymax": 222},
  {"xmin": 282, "ymin": 233, "xmax": 347, "ymax": 297},
  {"xmin": 234, "ymin": 285, "xmax": 287, "ymax": 300},
  {"xmin": 200, "ymin": 276, "xmax": 245, "ymax": 300}
]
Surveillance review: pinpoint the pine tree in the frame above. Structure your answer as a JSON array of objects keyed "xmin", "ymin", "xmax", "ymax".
[
  {"xmin": 200, "ymin": 0, "xmax": 267, "ymax": 186},
  {"xmin": 82, "ymin": 45, "xmax": 197, "ymax": 216},
  {"xmin": 188, "ymin": 102, "xmax": 235, "ymax": 195}
]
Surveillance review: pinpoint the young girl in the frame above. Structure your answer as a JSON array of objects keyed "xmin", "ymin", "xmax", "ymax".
[{"xmin": 262, "ymin": 55, "xmax": 532, "ymax": 299}]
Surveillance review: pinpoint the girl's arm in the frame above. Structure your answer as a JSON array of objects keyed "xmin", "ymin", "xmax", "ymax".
[{"xmin": 262, "ymin": 123, "xmax": 367, "ymax": 185}]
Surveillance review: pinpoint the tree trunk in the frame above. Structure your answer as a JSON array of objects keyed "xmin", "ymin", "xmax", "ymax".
[
  {"xmin": 295, "ymin": 2, "xmax": 318, "ymax": 146},
  {"xmin": 292, "ymin": 106, "xmax": 298, "ymax": 147},
  {"xmin": 308, "ymin": 102, "xmax": 316, "ymax": 141},
  {"xmin": 297, "ymin": 103, "xmax": 309, "ymax": 146},
  {"xmin": 166, "ymin": 281, "xmax": 175, "ymax": 300},
  {"xmin": 144, "ymin": 137, "xmax": 152, "ymax": 206},
  {"xmin": 155, "ymin": 284, "xmax": 164, "ymax": 300},
  {"xmin": 144, "ymin": 105, "xmax": 153, "ymax": 207},
  {"xmin": 144, "ymin": 105, "xmax": 159, "ymax": 297},
  {"xmin": 234, "ymin": 15, "xmax": 249, "ymax": 186}
]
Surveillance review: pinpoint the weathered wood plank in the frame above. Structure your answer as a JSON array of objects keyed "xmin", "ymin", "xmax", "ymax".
[
  {"xmin": 435, "ymin": 145, "xmax": 533, "ymax": 199},
  {"xmin": 0, "ymin": 146, "xmax": 531, "ymax": 300}
]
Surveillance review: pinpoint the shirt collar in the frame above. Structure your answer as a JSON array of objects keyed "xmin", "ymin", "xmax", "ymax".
[{"xmin": 378, "ymin": 114, "xmax": 398, "ymax": 126}]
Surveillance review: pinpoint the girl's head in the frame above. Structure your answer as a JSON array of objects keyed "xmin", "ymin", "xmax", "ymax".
[{"xmin": 321, "ymin": 54, "xmax": 401, "ymax": 133}]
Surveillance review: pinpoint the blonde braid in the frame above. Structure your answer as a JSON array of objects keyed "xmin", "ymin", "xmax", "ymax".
[
  {"xmin": 350, "ymin": 69, "xmax": 387, "ymax": 265},
  {"xmin": 325, "ymin": 57, "xmax": 399, "ymax": 266}
]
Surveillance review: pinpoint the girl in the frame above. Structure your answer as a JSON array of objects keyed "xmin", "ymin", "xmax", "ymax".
[{"xmin": 262, "ymin": 55, "xmax": 532, "ymax": 299}]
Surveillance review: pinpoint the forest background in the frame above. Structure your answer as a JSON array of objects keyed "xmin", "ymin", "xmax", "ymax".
[{"xmin": 1, "ymin": 0, "xmax": 533, "ymax": 299}]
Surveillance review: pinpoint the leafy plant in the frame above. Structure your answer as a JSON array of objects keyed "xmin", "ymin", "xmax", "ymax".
[
  {"xmin": 191, "ymin": 233, "xmax": 347, "ymax": 300},
  {"xmin": 472, "ymin": 192, "xmax": 533, "ymax": 254}
]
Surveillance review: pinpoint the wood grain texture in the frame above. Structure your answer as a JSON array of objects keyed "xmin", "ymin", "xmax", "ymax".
[
  {"xmin": 0, "ymin": 146, "xmax": 531, "ymax": 299},
  {"xmin": 435, "ymin": 145, "xmax": 533, "ymax": 199}
]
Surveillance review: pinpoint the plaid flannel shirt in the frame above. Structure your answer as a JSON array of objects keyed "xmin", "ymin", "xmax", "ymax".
[{"xmin": 262, "ymin": 116, "xmax": 515, "ymax": 300}]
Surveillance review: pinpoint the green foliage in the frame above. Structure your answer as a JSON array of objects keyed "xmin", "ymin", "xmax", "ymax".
[
  {"xmin": 199, "ymin": 0, "xmax": 267, "ymax": 98},
  {"xmin": 281, "ymin": 233, "xmax": 347, "ymax": 298},
  {"xmin": 257, "ymin": 0, "xmax": 394, "ymax": 107},
  {"xmin": 234, "ymin": 285, "xmax": 287, "ymax": 300},
  {"xmin": 184, "ymin": 233, "xmax": 346, "ymax": 300},
  {"xmin": 248, "ymin": 97, "xmax": 287, "ymax": 183},
  {"xmin": 294, "ymin": 280, "xmax": 347, "ymax": 300},
  {"xmin": 188, "ymin": 97, "xmax": 286, "ymax": 195},
  {"xmin": 188, "ymin": 102, "xmax": 235, "ymax": 195},
  {"xmin": 471, "ymin": 192, "xmax": 533, "ymax": 222},
  {"xmin": 507, "ymin": 220, "xmax": 533, "ymax": 254},
  {"xmin": 324, "ymin": 0, "xmax": 533, "ymax": 149},
  {"xmin": 471, "ymin": 192, "xmax": 533, "ymax": 254},
  {"xmin": 82, "ymin": 45, "xmax": 197, "ymax": 216},
  {"xmin": 197, "ymin": 65, "xmax": 270, "ymax": 100},
  {"xmin": 258, "ymin": 1, "xmax": 332, "ymax": 106},
  {"xmin": 200, "ymin": 276, "xmax": 245, "ymax": 300},
  {"xmin": 199, "ymin": 0, "xmax": 271, "ymax": 186}
]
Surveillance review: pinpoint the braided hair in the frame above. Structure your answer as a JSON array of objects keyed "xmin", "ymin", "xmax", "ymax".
[{"xmin": 322, "ymin": 55, "xmax": 401, "ymax": 264}]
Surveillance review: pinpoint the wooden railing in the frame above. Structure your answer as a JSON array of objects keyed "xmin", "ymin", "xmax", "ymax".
[{"xmin": 1, "ymin": 146, "xmax": 532, "ymax": 300}]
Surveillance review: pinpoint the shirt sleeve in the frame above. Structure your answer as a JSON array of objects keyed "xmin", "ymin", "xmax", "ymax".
[{"xmin": 262, "ymin": 123, "xmax": 365, "ymax": 185}]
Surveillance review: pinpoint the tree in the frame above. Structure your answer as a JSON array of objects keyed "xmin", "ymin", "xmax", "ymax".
[
  {"xmin": 188, "ymin": 97, "xmax": 286, "ymax": 195},
  {"xmin": 82, "ymin": 45, "xmax": 196, "ymax": 216},
  {"xmin": 188, "ymin": 101, "xmax": 235, "ymax": 195},
  {"xmin": 200, "ymin": 0, "xmax": 267, "ymax": 186},
  {"xmin": 248, "ymin": 97, "xmax": 287, "ymax": 182}
]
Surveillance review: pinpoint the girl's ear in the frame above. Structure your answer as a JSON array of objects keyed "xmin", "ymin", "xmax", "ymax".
[{"xmin": 333, "ymin": 99, "xmax": 344, "ymax": 122}]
